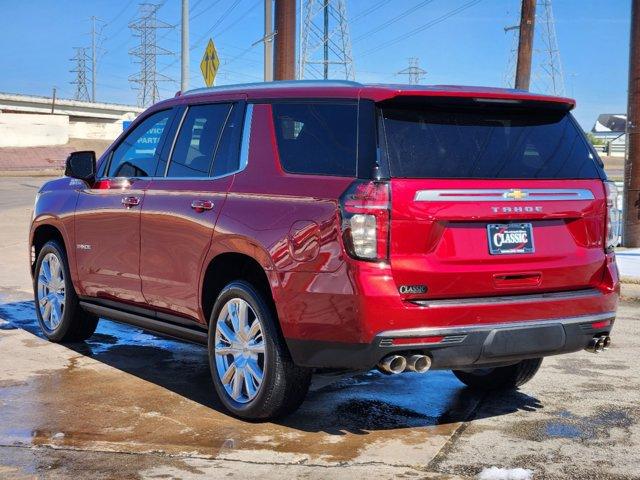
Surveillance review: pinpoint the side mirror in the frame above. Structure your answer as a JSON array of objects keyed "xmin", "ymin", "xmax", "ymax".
[{"xmin": 65, "ymin": 151, "xmax": 96, "ymax": 184}]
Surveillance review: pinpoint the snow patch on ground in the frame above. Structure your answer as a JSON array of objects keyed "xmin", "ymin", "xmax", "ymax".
[{"xmin": 478, "ymin": 467, "xmax": 534, "ymax": 480}]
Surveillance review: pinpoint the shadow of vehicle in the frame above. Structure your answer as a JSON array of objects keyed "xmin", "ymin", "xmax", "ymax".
[{"xmin": 0, "ymin": 300, "xmax": 543, "ymax": 435}]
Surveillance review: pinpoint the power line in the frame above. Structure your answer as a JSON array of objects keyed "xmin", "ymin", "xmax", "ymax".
[
  {"xmin": 360, "ymin": 0, "xmax": 483, "ymax": 58},
  {"xmin": 353, "ymin": 0, "xmax": 434, "ymax": 44}
]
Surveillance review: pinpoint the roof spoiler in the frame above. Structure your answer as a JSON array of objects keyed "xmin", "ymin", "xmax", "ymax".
[{"xmin": 376, "ymin": 94, "xmax": 575, "ymax": 111}]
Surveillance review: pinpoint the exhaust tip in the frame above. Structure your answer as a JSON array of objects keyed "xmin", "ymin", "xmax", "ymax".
[
  {"xmin": 406, "ymin": 354, "xmax": 432, "ymax": 373},
  {"xmin": 586, "ymin": 335, "xmax": 611, "ymax": 354},
  {"xmin": 378, "ymin": 354, "xmax": 407, "ymax": 375}
]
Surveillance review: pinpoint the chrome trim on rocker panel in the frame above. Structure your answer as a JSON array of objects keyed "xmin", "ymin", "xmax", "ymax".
[
  {"xmin": 414, "ymin": 188, "xmax": 595, "ymax": 202},
  {"xmin": 378, "ymin": 312, "xmax": 616, "ymax": 339},
  {"xmin": 410, "ymin": 288, "xmax": 601, "ymax": 308}
]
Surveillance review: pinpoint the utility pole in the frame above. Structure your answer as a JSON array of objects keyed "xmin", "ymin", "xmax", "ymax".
[
  {"xmin": 397, "ymin": 58, "xmax": 427, "ymax": 85},
  {"xmin": 624, "ymin": 0, "xmax": 640, "ymax": 246},
  {"xmin": 264, "ymin": 0, "xmax": 274, "ymax": 81},
  {"xmin": 515, "ymin": 0, "xmax": 535, "ymax": 90},
  {"xmin": 51, "ymin": 87, "xmax": 57, "ymax": 114},
  {"xmin": 181, "ymin": 0, "xmax": 189, "ymax": 91},
  {"xmin": 90, "ymin": 16, "xmax": 102, "ymax": 102},
  {"xmin": 274, "ymin": 0, "xmax": 296, "ymax": 80}
]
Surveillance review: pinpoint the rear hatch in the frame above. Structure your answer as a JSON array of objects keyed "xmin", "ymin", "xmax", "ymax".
[{"xmin": 379, "ymin": 97, "xmax": 608, "ymax": 299}]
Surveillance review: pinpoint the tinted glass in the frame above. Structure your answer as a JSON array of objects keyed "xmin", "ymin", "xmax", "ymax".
[
  {"xmin": 272, "ymin": 103, "xmax": 357, "ymax": 176},
  {"xmin": 108, "ymin": 110, "xmax": 172, "ymax": 177},
  {"xmin": 381, "ymin": 107, "xmax": 602, "ymax": 179},
  {"xmin": 212, "ymin": 103, "xmax": 244, "ymax": 177},
  {"xmin": 167, "ymin": 103, "xmax": 231, "ymax": 178}
]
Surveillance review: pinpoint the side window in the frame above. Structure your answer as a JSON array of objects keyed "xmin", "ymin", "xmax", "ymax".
[
  {"xmin": 108, "ymin": 110, "xmax": 172, "ymax": 177},
  {"xmin": 166, "ymin": 103, "xmax": 231, "ymax": 178},
  {"xmin": 211, "ymin": 103, "xmax": 245, "ymax": 177},
  {"xmin": 272, "ymin": 102, "xmax": 357, "ymax": 176}
]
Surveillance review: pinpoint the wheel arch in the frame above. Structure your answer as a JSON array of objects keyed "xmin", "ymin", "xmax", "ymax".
[
  {"xmin": 31, "ymin": 223, "xmax": 67, "ymax": 275},
  {"xmin": 200, "ymin": 250, "xmax": 280, "ymax": 329}
]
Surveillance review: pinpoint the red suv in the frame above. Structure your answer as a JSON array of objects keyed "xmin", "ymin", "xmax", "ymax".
[{"xmin": 30, "ymin": 81, "xmax": 619, "ymax": 420}]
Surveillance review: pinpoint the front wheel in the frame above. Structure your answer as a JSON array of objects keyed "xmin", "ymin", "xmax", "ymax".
[
  {"xmin": 452, "ymin": 358, "xmax": 543, "ymax": 390},
  {"xmin": 208, "ymin": 280, "xmax": 311, "ymax": 420},
  {"xmin": 33, "ymin": 240, "xmax": 99, "ymax": 342}
]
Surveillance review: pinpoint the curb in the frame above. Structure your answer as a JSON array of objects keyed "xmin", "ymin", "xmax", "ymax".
[{"xmin": 621, "ymin": 276, "xmax": 640, "ymax": 285}]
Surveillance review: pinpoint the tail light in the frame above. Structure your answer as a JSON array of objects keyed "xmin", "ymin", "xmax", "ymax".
[
  {"xmin": 339, "ymin": 180, "xmax": 390, "ymax": 261},
  {"xmin": 604, "ymin": 181, "xmax": 621, "ymax": 251}
]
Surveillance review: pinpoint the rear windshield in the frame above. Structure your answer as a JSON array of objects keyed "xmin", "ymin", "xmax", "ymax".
[{"xmin": 380, "ymin": 106, "xmax": 602, "ymax": 179}]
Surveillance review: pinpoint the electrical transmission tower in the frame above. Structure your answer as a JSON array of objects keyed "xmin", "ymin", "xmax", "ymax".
[
  {"xmin": 70, "ymin": 47, "xmax": 91, "ymax": 102},
  {"xmin": 300, "ymin": 0, "xmax": 355, "ymax": 80},
  {"xmin": 504, "ymin": 0, "xmax": 565, "ymax": 96},
  {"xmin": 129, "ymin": 3, "xmax": 173, "ymax": 107},
  {"xmin": 535, "ymin": 0, "xmax": 564, "ymax": 96},
  {"xmin": 397, "ymin": 57, "xmax": 427, "ymax": 85}
]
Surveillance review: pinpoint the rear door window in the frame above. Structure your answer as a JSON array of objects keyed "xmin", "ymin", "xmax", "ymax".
[
  {"xmin": 108, "ymin": 110, "xmax": 173, "ymax": 178},
  {"xmin": 381, "ymin": 106, "xmax": 603, "ymax": 179},
  {"xmin": 167, "ymin": 103, "xmax": 232, "ymax": 178},
  {"xmin": 272, "ymin": 102, "xmax": 357, "ymax": 176}
]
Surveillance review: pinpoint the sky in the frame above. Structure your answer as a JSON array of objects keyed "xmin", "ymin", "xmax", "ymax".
[{"xmin": 0, "ymin": 0, "xmax": 631, "ymax": 130}]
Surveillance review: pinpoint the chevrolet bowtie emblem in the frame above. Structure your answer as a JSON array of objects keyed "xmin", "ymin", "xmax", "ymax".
[{"xmin": 504, "ymin": 189, "xmax": 528, "ymax": 200}]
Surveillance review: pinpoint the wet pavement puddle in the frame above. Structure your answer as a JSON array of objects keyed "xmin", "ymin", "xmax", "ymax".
[{"xmin": 0, "ymin": 297, "xmax": 483, "ymax": 467}]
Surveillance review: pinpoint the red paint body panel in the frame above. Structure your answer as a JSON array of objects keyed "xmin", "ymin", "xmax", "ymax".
[{"xmin": 30, "ymin": 82, "xmax": 618, "ymax": 371}]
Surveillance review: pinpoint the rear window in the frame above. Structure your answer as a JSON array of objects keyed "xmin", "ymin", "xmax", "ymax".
[
  {"xmin": 381, "ymin": 106, "xmax": 602, "ymax": 179},
  {"xmin": 272, "ymin": 102, "xmax": 357, "ymax": 176}
]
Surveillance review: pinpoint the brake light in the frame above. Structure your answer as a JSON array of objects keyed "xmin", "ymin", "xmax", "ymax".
[
  {"xmin": 339, "ymin": 180, "xmax": 390, "ymax": 261},
  {"xmin": 604, "ymin": 181, "xmax": 621, "ymax": 251}
]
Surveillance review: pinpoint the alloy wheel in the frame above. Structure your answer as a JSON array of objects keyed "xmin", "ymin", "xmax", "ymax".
[
  {"xmin": 37, "ymin": 252, "xmax": 65, "ymax": 330},
  {"xmin": 214, "ymin": 298, "xmax": 266, "ymax": 404}
]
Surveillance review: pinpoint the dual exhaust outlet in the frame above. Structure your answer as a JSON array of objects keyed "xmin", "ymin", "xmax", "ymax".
[
  {"xmin": 585, "ymin": 334, "xmax": 611, "ymax": 354},
  {"xmin": 378, "ymin": 353, "xmax": 431, "ymax": 375}
]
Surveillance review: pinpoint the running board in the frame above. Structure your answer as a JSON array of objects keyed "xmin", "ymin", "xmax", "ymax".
[{"xmin": 79, "ymin": 302, "xmax": 208, "ymax": 346}]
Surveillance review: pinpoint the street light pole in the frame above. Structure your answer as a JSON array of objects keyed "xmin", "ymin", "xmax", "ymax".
[
  {"xmin": 264, "ymin": 0, "xmax": 274, "ymax": 81},
  {"xmin": 181, "ymin": 0, "xmax": 190, "ymax": 91}
]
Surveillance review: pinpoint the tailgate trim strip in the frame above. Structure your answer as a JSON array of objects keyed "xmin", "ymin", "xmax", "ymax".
[
  {"xmin": 379, "ymin": 311, "xmax": 615, "ymax": 338},
  {"xmin": 414, "ymin": 188, "xmax": 595, "ymax": 202},
  {"xmin": 410, "ymin": 288, "xmax": 601, "ymax": 308}
]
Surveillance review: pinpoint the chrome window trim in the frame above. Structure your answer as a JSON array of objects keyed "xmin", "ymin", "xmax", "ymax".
[
  {"xmin": 239, "ymin": 103, "xmax": 253, "ymax": 172},
  {"xmin": 414, "ymin": 188, "xmax": 595, "ymax": 202},
  {"xmin": 409, "ymin": 288, "xmax": 601, "ymax": 308},
  {"xmin": 378, "ymin": 311, "xmax": 616, "ymax": 339},
  {"xmin": 163, "ymin": 106, "xmax": 190, "ymax": 177}
]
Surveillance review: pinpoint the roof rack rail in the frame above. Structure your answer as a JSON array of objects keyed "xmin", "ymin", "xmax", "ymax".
[{"xmin": 182, "ymin": 79, "xmax": 363, "ymax": 96}]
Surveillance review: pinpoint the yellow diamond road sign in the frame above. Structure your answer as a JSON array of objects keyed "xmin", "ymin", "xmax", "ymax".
[{"xmin": 200, "ymin": 38, "xmax": 220, "ymax": 87}]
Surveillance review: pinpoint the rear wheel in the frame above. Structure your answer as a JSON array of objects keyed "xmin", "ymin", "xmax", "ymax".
[
  {"xmin": 34, "ymin": 240, "xmax": 99, "ymax": 342},
  {"xmin": 452, "ymin": 358, "xmax": 543, "ymax": 390},
  {"xmin": 208, "ymin": 280, "xmax": 311, "ymax": 420}
]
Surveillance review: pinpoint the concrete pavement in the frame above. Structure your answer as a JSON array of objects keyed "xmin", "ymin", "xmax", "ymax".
[{"xmin": 0, "ymin": 176, "xmax": 639, "ymax": 479}]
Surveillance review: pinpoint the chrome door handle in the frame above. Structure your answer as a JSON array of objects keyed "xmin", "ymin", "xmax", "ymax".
[
  {"xmin": 122, "ymin": 196, "xmax": 141, "ymax": 208},
  {"xmin": 191, "ymin": 200, "xmax": 214, "ymax": 212}
]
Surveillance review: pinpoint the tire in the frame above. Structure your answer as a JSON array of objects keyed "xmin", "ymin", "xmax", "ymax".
[
  {"xmin": 33, "ymin": 240, "xmax": 99, "ymax": 342},
  {"xmin": 208, "ymin": 280, "xmax": 311, "ymax": 420},
  {"xmin": 452, "ymin": 358, "xmax": 543, "ymax": 390}
]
